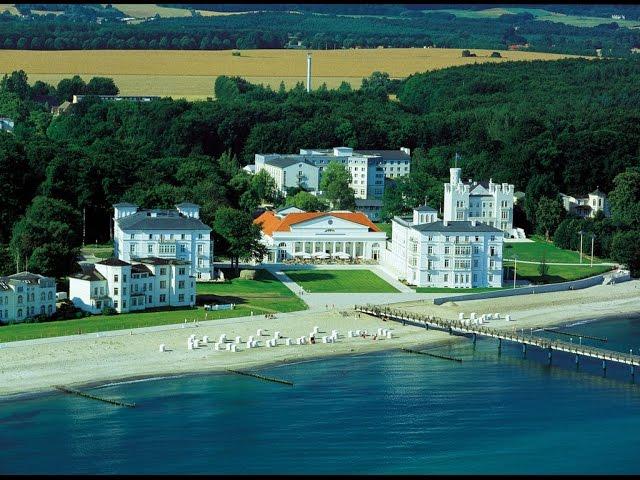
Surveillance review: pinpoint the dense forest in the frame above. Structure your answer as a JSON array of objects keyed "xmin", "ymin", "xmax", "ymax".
[
  {"xmin": 0, "ymin": 57, "xmax": 639, "ymax": 278},
  {"xmin": 0, "ymin": 8, "xmax": 639, "ymax": 55}
]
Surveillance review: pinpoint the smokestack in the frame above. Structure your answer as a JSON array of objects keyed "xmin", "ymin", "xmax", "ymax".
[{"xmin": 306, "ymin": 53, "xmax": 312, "ymax": 93}]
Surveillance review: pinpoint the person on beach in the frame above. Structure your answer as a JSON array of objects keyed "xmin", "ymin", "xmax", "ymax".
[
  {"xmin": 310, "ymin": 335, "xmax": 316, "ymax": 344},
  {"xmin": 373, "ymin": 334, "xmax": 377, "ymax": 341}
]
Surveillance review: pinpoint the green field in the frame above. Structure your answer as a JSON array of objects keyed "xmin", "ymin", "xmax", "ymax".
[
  {"xmin": 430, "ymin": 7, "xmax": 640, "ymax": 29},
  {"xmin": 81, "ymin": 242, "xmax": 114, "ymax": 259},
  {"xmin": 504, "ymin": 236, "xmax": 611, "ymax": 264},
  {"xmin": 285, "ymin": 269, "xmax": 399, "ymax": 293},
  {"xmin": 503, "ymin": 262, "xmax": 613, "ymax": 285},
  {"xmin": 0, "ymin": 270, "xmax": 306, "ymax": 343}
]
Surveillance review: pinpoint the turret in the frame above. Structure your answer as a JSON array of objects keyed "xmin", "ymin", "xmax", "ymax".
[
  {"xmin": 412, "ymin": 206, "xmax": 438, "ymax": 225},
  {"xmin": 176, "ymin": 203, "xmax": 200, "ymax": 219},
  {"xmin": 113, "ymin": 203, "xmax": 138, "ymax": 220},
  {"xmin": 450, "ymin": 167, "xmax": 462, "ymax": 185}
]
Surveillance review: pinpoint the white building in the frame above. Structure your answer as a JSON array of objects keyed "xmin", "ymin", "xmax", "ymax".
[
  {"xmin": 113, "ymin": 203, "xmax": 213, "ymax": 280},
  {"xmin": 383, "ymin": 206, "xmax": 504, "ymax": 288},
  {"xmin": 443, "ymin": 167, "xmax": 515, "ymax": 236},
  {"xmin": 69, "ymin": 258, "xmax": 196, "ymax": 314},
  {"xmin": 560, "ymin": 189, "xmax": 611, "ymax": 219},
  {"xmin": 254, "ymin": 209, "xmax": 387, "ymax": 263},
  {"xmin": 0, "ymin": 272, "xmax": 57, "ymax": 323},
  {"xmin": 251, "ymin": 147, "xmax": 411, "ymax": 203},
  {"xmin": 254, "ymin": 155, "xmax": 320, "ymax": 192},
  {"xmin": 0, "ymin": 117, "xmax": 14, "ymax": 133}
]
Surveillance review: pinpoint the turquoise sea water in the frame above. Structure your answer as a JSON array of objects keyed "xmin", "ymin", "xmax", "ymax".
[{"xmin": 1, "ymin": 314, "xmax": 640, "ymax": 474}]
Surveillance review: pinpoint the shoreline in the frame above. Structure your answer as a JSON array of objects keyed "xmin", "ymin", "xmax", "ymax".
[{"xmin": 1, "ymin": 281, "xmax": 639, "ymax": 400}]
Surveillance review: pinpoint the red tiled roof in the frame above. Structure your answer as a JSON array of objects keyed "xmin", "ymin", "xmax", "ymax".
[{"xmin": 254, "ymin": 211, "xmax": 380, "ymax": 236}]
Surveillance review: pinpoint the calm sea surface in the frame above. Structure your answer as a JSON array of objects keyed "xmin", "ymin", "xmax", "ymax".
[{"xmin": 1, "ymin": 314, "xmax": 640, "ymax": 474}]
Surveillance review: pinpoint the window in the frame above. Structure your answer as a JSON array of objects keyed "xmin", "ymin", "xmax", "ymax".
[
  {"xmin": 197, "ymin": 244, "xmax": 203, "ymax": 254},
  {"xmin": 444, "ymin": 274, "xmax": 448, "ymax": 282},
  {"xmin": 160, "ymin": 280, "xmax": 167, "ymax": 289},
  {"xmin": 123, "ymin": 300, "xmax": 127, "ymax": 308},
  {"xmin": 160, "ymin": 268, "xmax": 167, "ymax": 275},
  {"xmin": 123, "ymin": 274, "xmax": 127, "ymax": 282},
  {"xmin": 148, "ymin": 296, "xmax": 152, "ymax": 303},
  {"xmin": 473, "ymin": 259, "xmax": 479, "ymax": 268},
  {"xmin": 17, "ymin": 295, "xmax": 23, "ymax": 304},
  {"xmin": 130, "ymin": 234, "xmax": 135, "ymax": 240},
  {"xmin": 123, "ymin": 287, "xmax": 127, "ymax": 295},
  {"xmin": 178, "ymin": 280, "xmax": 185, "ymax": 289},
  {"xmin": 130, "ymin": 244, "xmax": 136, "ymax": 253},
  {"xmin": 444, "ymin": 246, "xmax": 450, "ymax": 254},
  {"xmin": 180, "ymin": 244, "xmax": 186, "ymax": 253},
  {"xmin": 444, "ymin": 259, "xmax": 450, "ymax": 268},
  {"xmin": 427, "ymin": 246, "xmax": 433, "ymax": 255},
  {"xmin": 489, "ymin": 274, "xmax": 494, "ymax": 282},
  {"xmin": 17, "ymin": 308, "xmax": 22, "ymax": 317},
  {"xmin": 114, "ymin": 300, "xmax": 118, "ymax": 309},
  {"xmin": 473, "ymin": 274, "xmax": 477, "ymax": 282},
  {"xmin": 181, "ymin": 234, "xmax": 186, "ymax": 240},
  {"xmin": 148, "ymin": 234, "xmax": 153, "ymax": 240},
  {"xmin": 159, "ymin": 294, "xmax": 166, "ymax": 302},
  {"xmin": 114, "ymin": 287, "xmax": 119, "ymax": 295},
  {"xmin": 179, "ymin": 294, "xmax": 185, "ymax": 302},
  {"xmin": 148, "ymin": 283, "xmax": 153, "ymax": 291},
  {"xmin": 198, "ymin": 234, "xmax": 203, "ymax": 239},
  {"xmin": 41, "ymin": 292, "xmax": 46, "ymax": 301},
  {"xmin": 114, "ymin": 274, "xmax": 119, "ymax": 282},
  {"xmin": 93, "ymin": 287, "xmax": 98, "ymax": 296},
  {"xmin": 179, "ymin": 268, "xmax": 186, "ymax": 275}
]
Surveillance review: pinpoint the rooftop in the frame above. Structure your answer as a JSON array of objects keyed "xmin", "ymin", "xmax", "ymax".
[
  {"xmin": 69, "ymin": 265, "xmax": 106, "ymax": 282},
  {"xmin": 116, "ymin": 210, "xmax": 211, "ymax": 231},
  {"xmin": 393, "ymin": 217, "xmax": 503, "ymax": 233},
  {"xmin": 264, "ymin": 156, "xmax": 317, "ymax": 169},
  {"xmin": 414, "ymin": 205, "xmax": 437, "ymax": 212},
  {"xmin": 255, "ymin": 210, "xmax": 381, "ymax": 236},
  {"xmin": 97, "ymin": 258, "xmax": 131, "ymax": 267},
  {"xmin": 355, "ymin": 150, "xmax": 410, "ymax": 160}
]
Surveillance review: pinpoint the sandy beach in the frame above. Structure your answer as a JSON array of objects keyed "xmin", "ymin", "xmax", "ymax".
[{"xmin": 1, "ymin": 280, "xmax": 639, "ymax": 398}]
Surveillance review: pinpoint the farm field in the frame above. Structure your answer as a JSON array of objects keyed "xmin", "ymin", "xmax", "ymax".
[
  {"xmin": 285, "ymin": 269, "xmax": 399, "ymax": 293},
  {"xmin": 430, "ymin": 7, "xmax": 640, "ymax": 29},
  {"xmin": 108, "ymin": 4, "xmax": 249, "ymax": 19},
  {"xmin": 0, "ymin": 48, "xmax": 587, "ymax": 100},
  {"xmin": 0, "ymin": 270, "xmax": 307, "ymax": 343}
]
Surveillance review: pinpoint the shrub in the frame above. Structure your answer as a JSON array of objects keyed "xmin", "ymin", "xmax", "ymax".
[
  {"xmin": 239, "ymin": 269, "xmax": 256, "ymax": 280},
  {"xmin": 101, "ymin": 306, "xmax": 118, "ymax": 316}
]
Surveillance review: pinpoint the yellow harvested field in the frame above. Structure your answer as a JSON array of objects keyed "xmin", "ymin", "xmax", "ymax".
[
  {"xmin": 108, "ymin": 4, "xmax": 250, "ymax": 18},
  {"xmin": 0, "ymin": 3, "xmax": 18, "ymax": 15},
  {"xmin": 0, "ymin": 48, "xmax": 588, "ymax": 100}
]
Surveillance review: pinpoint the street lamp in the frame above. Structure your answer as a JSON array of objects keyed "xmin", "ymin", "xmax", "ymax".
[
  {"xmin": 590, "ymin": 233, "xmax": 596, "ymax": 268},
  {"xmin": 513, "ymin": 254, "xmax": 518, "ymax": 289},
  {"xmin": 578, "ymin": 230, "xmax": 584, "ymax": 264}
]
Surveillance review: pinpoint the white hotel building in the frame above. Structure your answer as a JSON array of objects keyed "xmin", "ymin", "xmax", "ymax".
[
  {"xmin": 113, "ymin": 203, "xmax": 213, "ymax": 280},
  {"xmin": 443, "ymin": 167, "xmax": 515, "ymax": 236},
  {"xmin": 254, "ymin": 209, "xmax": 387, "ymax": 263},
  {"xmin": 382, "ymin": 206, "xmax": 504, "ymax": 288},
  {"xmin": 69, "ymin": 257, "xmax": 196, "ymax": 314},
  {"xmin": 0, "ymin": 272, "xmax": 57, "ymax": 323}
]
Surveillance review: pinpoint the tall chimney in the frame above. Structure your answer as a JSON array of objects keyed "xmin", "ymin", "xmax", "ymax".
[{"xmin": 306, "ymin": 53, "xmax": 312, "ymax": 93}]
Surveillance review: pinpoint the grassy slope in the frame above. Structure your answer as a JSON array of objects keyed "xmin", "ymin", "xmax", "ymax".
[
  {"xmin": 503, "ymin": 235, "xmax": 610, "ymax": 264},
  {"xmin": 81, "ymin": 242, "xmax": 114, "ymax": 259},
  {"xmin": 0, "ymin": 270, "xmax": 306, "ymax": 343},
  {"xmin": 285, "ymin": 269, "xmax": 399, "ymax": 293}
]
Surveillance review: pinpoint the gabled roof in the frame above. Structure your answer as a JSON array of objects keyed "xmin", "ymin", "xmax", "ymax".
[
  {"xmin": 411, "ymin": 220, "xmax": 503, "ymax": 233},
  {"xmin": 131, "ymin": 264, "xmax": 155, "ymax": 275},
  {"xmin": 69, "ymin": 265, "xmax": 106, "ymax": 282},
  {"xmin": 414, "ymin": 205, "xmax": 437, "ymax": 212},
  {"xmin": 264, "ymin": 156, "xmax": 317, "ymax": 169},
  {"xmin": 97, "ymin": 258, "xmax": 131, "ymax": 267},
  {"xmin": 0, "ymin": 272, "xmax": 50, "ymax": 284},
  {"xmin": 255, "ymin": 210, "xmax": 380, "ymax": 236},
  {"xmin": 589, "ymin": 188, "xmax": 606, "ymax": 196}
]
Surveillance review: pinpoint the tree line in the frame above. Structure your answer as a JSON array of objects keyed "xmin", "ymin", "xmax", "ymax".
[{"xmin": 0, "ymin": 57, "xmax": 639, "ymax": 279}]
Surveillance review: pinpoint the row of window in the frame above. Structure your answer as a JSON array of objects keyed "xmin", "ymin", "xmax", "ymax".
[
  {"xmin": 113, "ymin": 267, "xmax": 187, "ymax": 284},
  {"xmin": 128, "ymin": 233, "xmax": 207, "ymax": 240},
  {"xmin": 112, "ymin": 294, "xmax": 192, "ymax": 310},
  {"xmin": 0, "ymin": 291, "xmax": 54, "ymax": 305},
  {"xmin": 0, "ymin": 304, "xmax": 53, "ymax": 319},
  {"xmin": 112, "ymin": 279, "xmax": 190, "ymax": 296}
]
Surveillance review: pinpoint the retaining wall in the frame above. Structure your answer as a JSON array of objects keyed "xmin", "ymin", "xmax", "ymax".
[{"xmin": 433, "ymin": 274, "xmax": 605, "ymax": 305}]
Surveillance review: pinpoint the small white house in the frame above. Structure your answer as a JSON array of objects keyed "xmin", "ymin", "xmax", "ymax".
[
  {"xmin": 0, "ymin": 272, "xmax": 56, "ymax": 323},
  {"xmin": 69, "ymin": 257, "xmax": 196, "ymax": 314},
  {"xmin": 560, "ymin": 189, "xmax": 611, "ymax": 219}
]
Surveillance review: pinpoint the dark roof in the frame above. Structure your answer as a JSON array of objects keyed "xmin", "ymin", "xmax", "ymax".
[
  {"xmin": 4, "ymin": 272, "xmax": 47, "ymax": 283},
  {"xmin": 589, "ymin": 188, "xmax": 606, "ymax": 196},
  {"xmin": 116, "ymin": 210, "xmax": 211, "ymax": 231},
  {"xmin": 136, "ymin": 257, "xmax": 191, "ymax": 266},
  {"xmin": 97, "ymin": 258, "xmax": 131, "ymax": 267},
  {"xmin": 414, "ymin": 205, "xmax": 437, "ymax": 212},
  {"xmin": 69, "ymin": 265, "xmax": 106, "ymax": 282},
  {"xmin": 175, "ymin": 202, "xmax": 199, "ymax": 208},
  {"xmin": 113, "ymin": 202, "xmax": 138, "ymax": 207},
  {"xmin": 465, "ymin": 181, "xmax": 491, "ymax": 190},
  {"xmin": 411, "ymin": 220, "xmax": 503, "ymax": 233},
  {"xmin": 265, "ymin": 156, "xmax": 317, "ymax": 169},
  {"xmin": 131, "ymin": 264, "xmax": 154, "ymax": 275},
  {"xmin": 355, "ymin": 150, "xmax": 410, "ymax": 161}
]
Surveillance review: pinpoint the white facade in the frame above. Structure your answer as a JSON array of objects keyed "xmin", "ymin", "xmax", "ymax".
[
  {"xmin": 560, "ymin": 189, "xmax": 610, "ymax": 218},
  {"xmin": 383, "ymin": 207, "xmax": 504, "ymax": 288},
  {"xmin": 254, "ymin": 155, "xmax": 320, "ymax": 192},
  {"xmin": 69, "ymin": 258, "xmax": 196, "ymax": 314},
  {"xmin": 251, "ymin": 147, "xmax": 411, "ymax": 202},
  {"xmin": 0, "ymin": 272, "xmax": 56, "ymax": 323},
  {"xmin": 443, "ymin": 167, "xmax": 515, "ymax": 236},
  {"xmin": 254, "ymin": 210, "xmax": 387, "ymax": 263},
  {"xmin": 113, "ymin": 202, "xmax": 213, "ymax": 280}
]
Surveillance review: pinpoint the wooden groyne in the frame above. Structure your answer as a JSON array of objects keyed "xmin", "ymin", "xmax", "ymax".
[
  {"xmin": 355, "ymin": 305, "xmax": 640, "ymax": 375},
  {"xmin": 226, "ymin": 369, "xmax": 293, "ymax": 386},
  {"xmin": 54, "ymin": 385, "xmax": 136, "ymax": 408},
  {"xmin": 542, "ymin": 328, "xmax": 607, "ymax": 343},
  {"xmin": 401, "ymin": 348, "xmax": 463, "ymax": 363}
]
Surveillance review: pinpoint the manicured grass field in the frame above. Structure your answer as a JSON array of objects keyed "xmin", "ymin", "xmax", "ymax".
[
  {"xmin": 285, "ymin": 269, "xmax": 399, "ymax": 293},
  {"xmin": 503, "ymin": 236, "xmax": 610, "ymax": 264},
  {"xmin": 0, "ymin": 48, "xmax": 585, "ymax": 100},
  {"xmin": 0, "ymin": 270, "xmax": 306, "ymax": 343},
  {"xmin": 503, "ymin": 262, "xmax": 613, "ymax": 285}
]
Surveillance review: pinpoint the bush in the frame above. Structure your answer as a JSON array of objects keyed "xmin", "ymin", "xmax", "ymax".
[
  {"xmin": 490, "ymin": 51, "xmax": 502, "ymax": 58},
  {"xmin": 239, "ymin": 269, "xmax": 256, "ymax": 280},
  {"xmin": 101, "ymin": 306, "xmax": 118, "ymax": 316}
]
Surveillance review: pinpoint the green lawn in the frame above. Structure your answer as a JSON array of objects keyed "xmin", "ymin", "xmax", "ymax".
[
  {"xmin": 503, "ymin": 261, "xmax": 613, "ymax": 285},
  {"xmin": 82, "ymin": 242, "xmax": 114, "ymax": 259},
  {"xmin": 0, "ymin": 270, "xmax": 306, "ymax": 343},
  {"xmin": 285, "ymin": 269, "xmax": 399, "ymax": 293},
  {"xmin": 375, "ymin": 222, "xmax": 392, "ymax": 240},
  {"xmin": 504, "ymin": 235, "xmax": 610, "ymax": 264}
]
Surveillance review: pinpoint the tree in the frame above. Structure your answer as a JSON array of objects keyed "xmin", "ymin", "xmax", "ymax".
[
  {"xmin": 212, "ymin": 207, "xmax": 267, "ymax": 274},
  {"xmin": 1, "ymin": 70, "xmax": 30, "ymax": 100},
  {"xmin": 537, "ymin": 253, "xmax": 549, "ymax": 278},
  {"xmin": 319, "ymin": 161, "xmax": 356, "ymax": 210},
  {"xmin": 56, "ymin": 75, "xmax": 86, "ymax": 102},
  {"xmin": 524, "ymin": 174, "xmax": 559, "ymax": 227},
  {"xmin": 9, "ymin": 196, "xmax": 82, "ymax": 278},
  {"xmin": 611, "ymin": 230, "xmax": 640, "ymax": 277},
  {"xmin": 85, "ymin": 77, "xmax": 119, "ymax": 95},
  {"xmin": 609, "ymin": 168, "xmax": 640, "ymax": 228},
  {"xmin": 380, "ymin": 180, "xmax": 406, "ymax": 222},
  {"xmin": 535, "ymin": 196, "xmax": 564, "ymax": 240},
  {"xmin": 285, "ymin": 191, "xmax": 328, "ymax": 211},
  {"xmin": 490, "ymin": 51, "xmax": 502, "ymax": 58}
]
